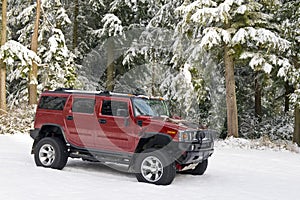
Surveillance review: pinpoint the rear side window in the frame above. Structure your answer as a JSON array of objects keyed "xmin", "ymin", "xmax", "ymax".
[
  {"xmin": 38, "ymin": 96, "xmax": 67, "ymax": 110},
  {"xmin": 72, "ymin": 98, "xmax": 95, "ymax": 114}
]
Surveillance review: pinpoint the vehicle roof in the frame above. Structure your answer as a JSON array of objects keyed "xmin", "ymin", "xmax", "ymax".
[{"xmin": 41, "ymin": 88, "xmax": 165, "ymax": 100}]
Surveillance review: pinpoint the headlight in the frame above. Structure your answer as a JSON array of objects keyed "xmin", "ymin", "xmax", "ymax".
[{"xmin": 179, "ymin": 130, "xmax": 206, "ymax": 142}]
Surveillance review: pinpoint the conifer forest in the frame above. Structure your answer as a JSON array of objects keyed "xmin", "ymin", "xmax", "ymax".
[{"xmin": 0, "ymin": 0, "xmax": 299, "ymax": 145}]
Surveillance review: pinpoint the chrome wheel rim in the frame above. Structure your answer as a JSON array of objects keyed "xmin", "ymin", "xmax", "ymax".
[
  {"xmin": 39, "ymin": 144, "xmax": 55, "ymax": 166},
  {"xmin": 141, "ymin": 156, "xmax": 163, "ymax": 182}
]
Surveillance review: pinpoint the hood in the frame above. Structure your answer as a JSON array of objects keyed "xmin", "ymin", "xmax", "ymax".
[{"xmin": 149, "ymin": 116, "xmax": 205, "ymax": 131}]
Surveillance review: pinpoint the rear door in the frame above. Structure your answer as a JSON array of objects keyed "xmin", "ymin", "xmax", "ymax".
[{"xmin": 64, "ymin": 96, "xmax": 98, "ymax": 148}]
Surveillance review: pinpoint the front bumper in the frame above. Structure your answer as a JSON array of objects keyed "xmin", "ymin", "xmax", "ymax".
[{"xmin": 175, "ymin": 139, "xmax": 214, "ymax": 164}]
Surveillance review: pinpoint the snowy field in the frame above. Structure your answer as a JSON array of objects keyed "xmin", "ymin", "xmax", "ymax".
[{"xmin": 1, "ymin": 134, "xmax": 300, "ymax": 200}]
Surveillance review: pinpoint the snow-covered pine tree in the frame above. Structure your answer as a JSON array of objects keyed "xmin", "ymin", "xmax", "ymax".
[
  {"xmin": 0, "ymin": 40, "xmax": 41, "ymax": 107},
  {"xmin": 149, "ymin": 0, "xmax": 211, "ymax": 121},
  {"xmin": 176, "ymin": 0, "xmax": 290, "ymax": 137},
  {"xmin": 6, "ymin": 0, "xmax": 77, "ymax": 106},
  {"xmin": 112, "ymin": 0, "xmax": 211, "ymax": 122},
  {"xmin": 39, "ymin": 0, "xmax": 77, "ymax": 90},
  {"xmin": 70, "ymin": 0, "xmax": 115, "ymax": 90},
  {"xmin": 41, "ymin": 28, "xmax": 77, "ymax": 90},
  {"xmin": 79, "ymin": 0, "xmax": 170, "ymax": 91},
  {"xmin": 277, "ymin": 0, "xmax": 300, "ymax": 145}
]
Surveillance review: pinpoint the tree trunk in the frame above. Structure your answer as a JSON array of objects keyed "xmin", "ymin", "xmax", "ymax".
[
  {"xmin": 284, "ymin": 82, "xmax": 294, "ymax": 112},
  {"xmin": 284, "ymin": 82, "xmax": 290, "ymax": 112},
  {"xmin": 0, "ymin": 63, "xmax": 6, "ymax": 114},
  {"xmin": 106, "ymin": 38, "xmax": 115, "ymax": 91},
  {"xmin": 255, "ymin": 72, "xmax": 262, "ymax": 121},
  {"xmin": 72, "ymin": 0, "xmax": 79, "ymax": 50},
  {"xmin": 224, "ymin": 46, "xmax": 239, "ymax": 137},
  {"xmin": 0, "ymin": 0, "xmax": 7, "ymax": 115},
  {"xmin": 29, "ymin": 0, "xmax": 41, "ymax": 105},
  {"xmin": 294, "ymin": 106, "xmax": 300, "ymax": 146},
  {"xmin": 151, "ymin": 64, "xmax": 156, "ymax": 96},
  {"xmin": 291, "ymin": 57, "xmax": 300, "ymax": 145}
]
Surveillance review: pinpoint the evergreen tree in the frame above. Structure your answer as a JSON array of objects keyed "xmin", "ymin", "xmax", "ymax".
[
  {"xmin": 277, "ymin": 0, "xmax": 300, "ymax": 145},
  {"xmin": 4, "ymin": 0, "xmax": 77, "ymax": 106},
  {"xmin": 176, "ymin": 0, "xmax": 290, "ymax": 137}
]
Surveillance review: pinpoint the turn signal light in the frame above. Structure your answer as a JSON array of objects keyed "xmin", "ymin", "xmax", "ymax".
[{"xmin": 167, "ymin": 130, "xmax": 177, "ymax": 135}]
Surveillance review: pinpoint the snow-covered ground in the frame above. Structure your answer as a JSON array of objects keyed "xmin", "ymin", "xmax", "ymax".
[{"xmin": 1, "ymin": 134, "xmax": 300, "ymax": 200}]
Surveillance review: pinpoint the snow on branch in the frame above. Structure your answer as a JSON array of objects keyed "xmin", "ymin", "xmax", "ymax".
[
  {"xmin": 240, "ymin": 52, "xmax": 291, "ymax": 74},
  {"xmin": 176, "ymin": 0, "xmax": 217, "ymax": 15},
  {"xmin": 0, "ymin": 40, "xmax": 41, "ymax": 67},
  {"xmin": 232, "ymin": 27, "xmax": 290, "ymax": 51},
  {"xmin": 44, "ymin": 28, "xmax": 69, "ymax": 63},
  {"xmin": 290, "ymin": 90, "xmax": 300, "ymax": 107},
  {"xmin": 278, "ymin": 63, "xmax": 300, "ymax": 106},
  {"xmin": 256, "ymin": 28, "xmax": 290, "ymax": 51},
  {"xmin": 16, "ymin": 4, "xmax": 36, "ymax": 25},
  {"xmin": 101, "ymin": 14, "xmax": 123, "ymax": 37},
  {"xmin": 56, "ymin": 7, "xmax": 72, "ymax": 25},
  {"xmin": 278, "ymin": 60, "xmax": 300, "ymax": 85},
  {"xmin": 178, "ymin": 0, "xmax": 244, "ymax": 25},
  {"xmin": 200, "ymin": 27, "xmax": 231, "ymax": 49},
  {"xmin": 236, "ymin": 5, "xmax": 247, "ymax": 14}
]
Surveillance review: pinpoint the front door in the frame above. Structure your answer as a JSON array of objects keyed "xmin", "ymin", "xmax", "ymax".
[{"xmin": 95, "ymin": 98, "xmax": 135, "ymax": 152}]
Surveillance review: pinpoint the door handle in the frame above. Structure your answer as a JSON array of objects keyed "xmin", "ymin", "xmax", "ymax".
[
  {"xmin": 99, "ymin": 119, "xmax": 107, "ymax": 124},
  {"xmin": 66, "ymin": 116, "xmax": 73, "ymax": 120}
]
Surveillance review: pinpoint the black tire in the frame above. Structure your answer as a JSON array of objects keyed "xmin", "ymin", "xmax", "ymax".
[
  {"xmin": 34, "ymin": 137, "xmax": 68, "ymax": 170},
  {"xmin": 185, "ymin": 160, "xmax": 208, "ymax": 175},
  {"xmin": 134, "ymin": 149, "xmax": 176, "ymax": 185}
]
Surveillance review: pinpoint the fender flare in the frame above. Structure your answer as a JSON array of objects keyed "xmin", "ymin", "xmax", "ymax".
[
  {"xmin": 31, "ymin": 124, "xmax": 69, "ymax": 153},
  {"xmin": 129, "ymin": 132, "xmax": 174, "ymax": 171}
]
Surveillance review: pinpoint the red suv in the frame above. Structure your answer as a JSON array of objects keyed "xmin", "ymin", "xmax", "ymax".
[{"xmin": 30, "ymin": 88, "xmax": 214, "ymax": 185}]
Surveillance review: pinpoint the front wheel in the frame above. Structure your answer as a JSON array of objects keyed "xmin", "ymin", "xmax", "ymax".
[
  {"xmin": 135, "ymin": 149, "xmax": 176, "ymax": 185},
  {"xmin": 34, "ymin": 137, "xmax": 68, "ymax": 170}
]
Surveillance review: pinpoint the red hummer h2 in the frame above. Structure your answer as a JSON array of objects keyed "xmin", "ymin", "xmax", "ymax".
[{"xmin": 30, "ymin": 88, "xmax": 214, "ymax": 185}]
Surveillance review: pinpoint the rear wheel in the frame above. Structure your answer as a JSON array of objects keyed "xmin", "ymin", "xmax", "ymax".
[
  {"xmin": 34, "ymin": 137, "xmax": 68, "ymax": 170},
  {"xmin": 135, "ymin": 149, "xmax": 176, "ymax": 185}
]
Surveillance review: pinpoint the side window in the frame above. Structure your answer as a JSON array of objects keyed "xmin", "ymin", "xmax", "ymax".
[
  {"xmin": 38, "ymin": 96, "xmax": 67, "ymax": 110},
  {"xmin": 72, "ymin": 98, "xmax": 95, "ymax": 114},
  {"xmin": 101, "ymin": 100, "xmax": 129, "ymax": 117}
]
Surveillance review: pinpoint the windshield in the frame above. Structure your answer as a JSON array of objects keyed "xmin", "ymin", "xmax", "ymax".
[{"xmin": 132, "ymin": 98, "xmax": 170, "ymax": 117}]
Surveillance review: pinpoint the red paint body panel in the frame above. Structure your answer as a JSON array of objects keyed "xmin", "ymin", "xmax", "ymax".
[{"xmin": 33, "ymin": 91, "xmax": 197, "ymax": 154}]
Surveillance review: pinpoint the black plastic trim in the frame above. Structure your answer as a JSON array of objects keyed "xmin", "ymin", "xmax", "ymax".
[
  {"xmin": 69, "ymin": 144, "xmax": 133, "ymax": 165},
  {"xmin": 30, "ymin": 128, "xmax": 40, "ymax": 139}
]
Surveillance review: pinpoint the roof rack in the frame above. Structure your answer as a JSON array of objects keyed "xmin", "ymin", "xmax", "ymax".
[
  {"xmin": 52, "ymin": 88, "xmax": 102, "ymax": 95},
  {"xmin": 64, "ymin": 89, "xmax": 102, "ymax": 94},
  {"xmin": 53, "ymin": 88, "xmax": 132, "ymax": 97},
  {"xmin": 51, "ymin": 88, "xmax": 165, "ymax": 100}
]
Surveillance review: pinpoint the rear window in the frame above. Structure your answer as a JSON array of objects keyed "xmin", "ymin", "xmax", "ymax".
[
  {"xmin": 72, "ymin": 98, "xmax": 95, "ymax": 114},
  {"xmin": 38, "ymin": 96, "xmax": 67, "ymax": 110}
]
